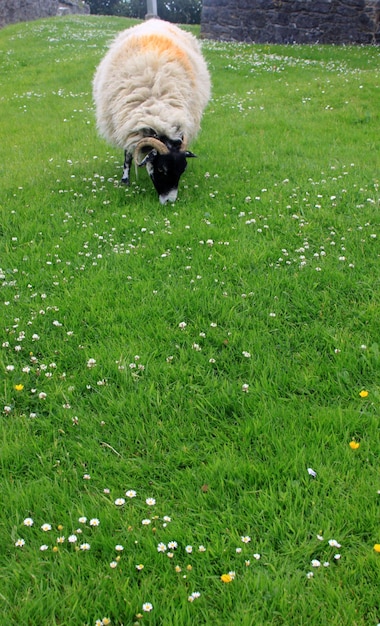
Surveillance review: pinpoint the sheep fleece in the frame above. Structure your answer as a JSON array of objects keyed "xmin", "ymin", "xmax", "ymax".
[{"xmin": 93, "ymin": 20, "xmax": 211, "ymax": 152}]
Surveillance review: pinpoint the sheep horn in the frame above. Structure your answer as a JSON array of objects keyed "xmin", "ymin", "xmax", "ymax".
[
  {"xmin": 134, "ymin": 137, "xmax": 169, "ymax": 165},
  {"xmin": 180, "ymin": 136, "xmax": 188, "ymax": 151}
]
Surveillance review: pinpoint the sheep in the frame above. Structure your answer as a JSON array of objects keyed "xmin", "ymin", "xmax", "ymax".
[{"xmin": 93, "ymin": 19, "xmax": 211, "ymax": 204}]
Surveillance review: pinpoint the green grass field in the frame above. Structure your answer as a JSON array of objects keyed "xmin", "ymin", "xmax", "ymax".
[{"xmin": 0, "ymin": 15, "xmax": 379, "ymax": 626}]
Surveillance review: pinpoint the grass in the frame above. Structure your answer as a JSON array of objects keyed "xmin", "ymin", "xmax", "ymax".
[{"xmin": 0, "ymin": 14, "xmax": 379, "ymax": 626}]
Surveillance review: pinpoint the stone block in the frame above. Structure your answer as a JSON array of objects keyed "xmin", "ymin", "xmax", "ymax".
[{"xmin": 311, "ymin": 1, "xmax": 333, "ymax": 14}]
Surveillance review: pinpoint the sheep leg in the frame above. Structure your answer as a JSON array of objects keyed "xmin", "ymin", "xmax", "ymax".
[{"xmin": 121, "ymin": 150, "xmax": 132, "ymax": 185}]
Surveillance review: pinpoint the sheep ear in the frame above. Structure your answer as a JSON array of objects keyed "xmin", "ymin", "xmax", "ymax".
[
  {"xmin": 138, "ymin": 149, "xmax": 157, "ymax": 167},
  {"xmin": 185, "ymin": 151, "xmax": 197, "ymax": 158}
]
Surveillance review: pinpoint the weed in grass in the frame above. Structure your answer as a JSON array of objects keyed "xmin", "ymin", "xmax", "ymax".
[{"xmin": 0, "ymin": 14, "xmax": 379, "ymax": 626}]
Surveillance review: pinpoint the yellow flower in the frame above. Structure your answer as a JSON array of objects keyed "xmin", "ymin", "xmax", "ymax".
[
  {"xmin": 14, "ymin": 384, "xmax": 24, "ymax": 391},
  {"xmin": 221, "ymin": 573, "xmax": 233, "ymax": 583},
  {"xmin": 359, "ymin": 390, "xmax": 369, "ymax": 398},
  {"xmin": 349, "ymin": 441, "xmax": 360, "ymax": 450},
  {"xmin": 374, "ymin": 544, "xmax": 380, "ymax": 553},
  {"xmin": 52, "ymin": 546, "xmax": 59, "ymax": 553}
]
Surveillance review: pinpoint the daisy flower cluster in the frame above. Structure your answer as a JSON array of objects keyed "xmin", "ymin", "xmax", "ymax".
[
  {"xmin": 204, "ymin": 38, "xmax": 366, "ymax": 78},
  {"xmin": 268, "ymin": 165, "xmax": 377, "ymax": 272},
  {"xmin": 14, "ymin": 515, "xmax": 101, "ymax": 553},
  {"xmin": 2, "ymin": 345, "xmax": 66, "ymax": 416},
  {"xmin": 95, "ymin": 618, "xmax": 111, "ymax": 626},
  {"xmin": 306, "ymin": 535, "xmax": 343, "ymax": 578},
  {"xmin": 15, "ymin": 486, "xmax": 265, "ymax": 622},
  {"xmin": 2, "ymin": 325, "xmax": 129, "ymax": 417}
]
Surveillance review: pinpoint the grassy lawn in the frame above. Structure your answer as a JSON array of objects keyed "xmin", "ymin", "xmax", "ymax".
[{"xmin": 0, "ymin": 15, "xmax": 379, "ymax": 626}]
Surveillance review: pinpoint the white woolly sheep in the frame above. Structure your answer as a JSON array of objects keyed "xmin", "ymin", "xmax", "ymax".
[{"xmin": 93, "ymin": 19, "xmax": 211, "ymax": 204}]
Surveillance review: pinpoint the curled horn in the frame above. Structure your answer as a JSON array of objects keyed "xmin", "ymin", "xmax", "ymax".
[
  {"xmin": 134, "ymin": 137, "xmax": 169, "ymax": 165},
  {"xmin": 180, "ymin": 136, "xmax": 187, "ymax": 151}
]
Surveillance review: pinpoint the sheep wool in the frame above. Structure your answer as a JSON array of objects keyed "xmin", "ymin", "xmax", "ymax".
[{"xmin": 93, "ymin": 19, "xmax": 211, "ymax": 154}]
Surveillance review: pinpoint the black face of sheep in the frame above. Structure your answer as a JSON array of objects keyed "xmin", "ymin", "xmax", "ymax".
[
  {"xmin": 140, "ymin": 150, "xmax": 196, "ymax": 204},
  {"xmin": 134, "ymin": 138, "xmax": 196, "ymax": 205}
]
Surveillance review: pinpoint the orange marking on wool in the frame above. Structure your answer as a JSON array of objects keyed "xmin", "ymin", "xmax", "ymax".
[{"xmin": 130, "ymin": 34, "xmax": 194, "ymax": 81}]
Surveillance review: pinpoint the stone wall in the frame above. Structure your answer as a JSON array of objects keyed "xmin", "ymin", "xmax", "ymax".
[
  {"xmin": 0, "ymin": 0, "xmax": 90, "ymax": 29},
  {"xmin": 201, "ymin": 0, "xmax": 380, "ymax": 45}
]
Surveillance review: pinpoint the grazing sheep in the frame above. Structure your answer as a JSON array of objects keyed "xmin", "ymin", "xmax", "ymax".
[{"xmin": 93, "ymin": 19, "xmax": 211, "ymax": 204}]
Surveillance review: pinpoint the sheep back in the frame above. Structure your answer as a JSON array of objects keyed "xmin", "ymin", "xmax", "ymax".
[{"xmin": 93, "ymin": 20, "xmax": 211, "ymax": 153}]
